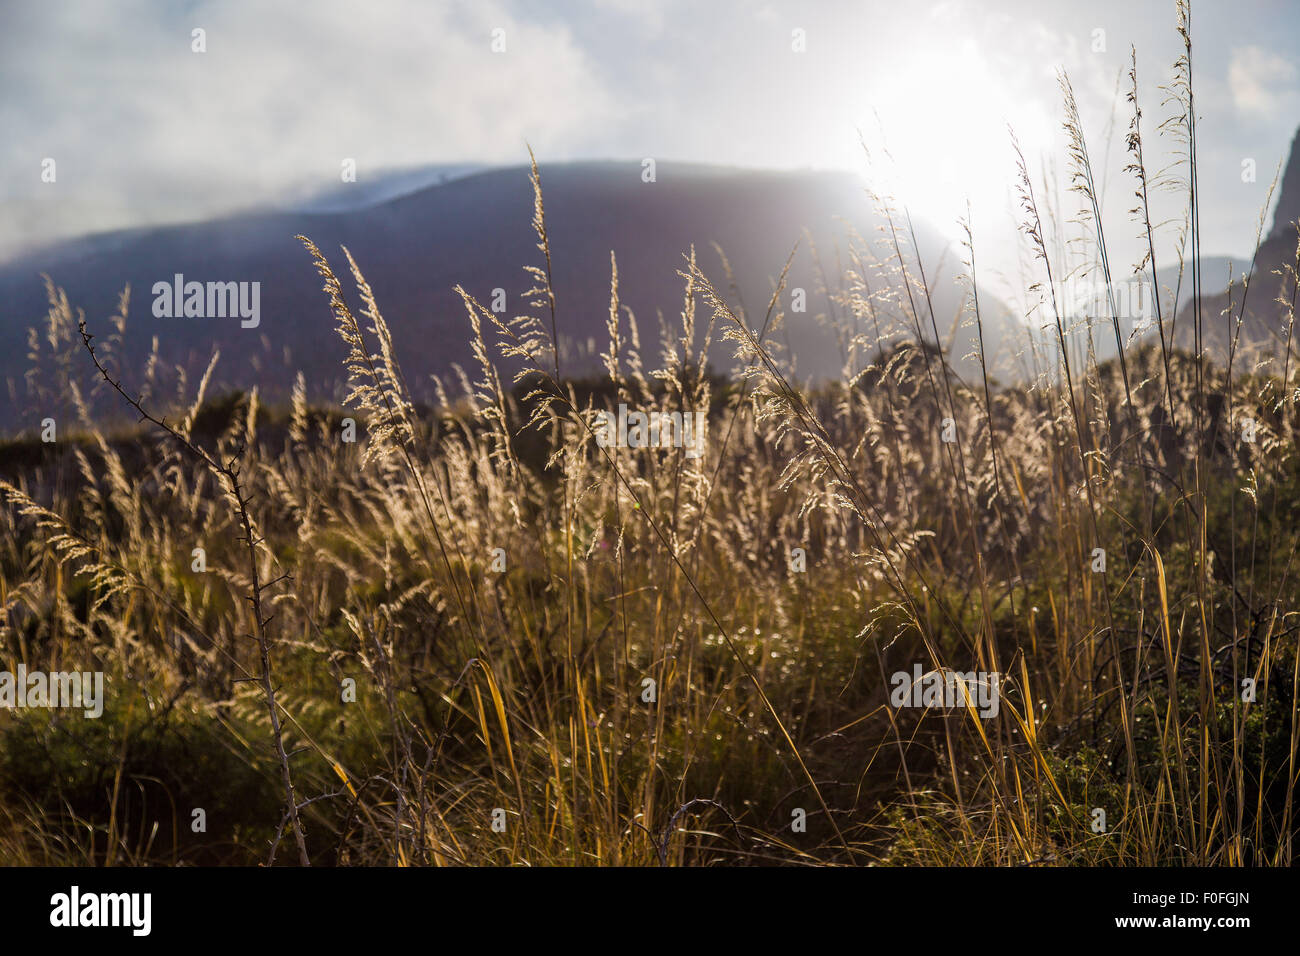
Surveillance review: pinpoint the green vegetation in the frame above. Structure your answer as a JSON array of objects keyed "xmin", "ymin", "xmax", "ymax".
[{"xmin": 2, "ymin": 3, "xmax": 1298, "ymax": 865}]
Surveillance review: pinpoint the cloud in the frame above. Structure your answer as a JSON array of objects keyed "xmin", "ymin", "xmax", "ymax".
[
  {"xmin": 1229, "ymin": 45, "xmax": 1300, "ymax": 118},
  {"xmin": 2, "ymin": 0, "xmax": 1298, "ymax": 281},
  {"xmin": 0, "ymin": 0, "xmax": 616, "ymax": 254},
  {"xmin": 588, "ymin": 0, "xmax": 667, "ymax": 34}
]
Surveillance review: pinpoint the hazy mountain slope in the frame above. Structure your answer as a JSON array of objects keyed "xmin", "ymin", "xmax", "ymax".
[
  {"xmin": 0, "ymin": 161, "xmax": 1021, "ymax": 426},
  {"xmin": 1161, "ymin": 126, "xmax": 1300, "ymax": 369}
]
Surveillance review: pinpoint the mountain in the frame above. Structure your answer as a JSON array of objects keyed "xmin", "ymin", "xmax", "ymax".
[
  {"xmin": 1154, "ymin": 256, "xmax": 1252, "ymax": 308},
  {"xmin": 274, "ymin": 164, "xmax": 489, "ymax": 214},
  {"xmin": 0, "ymin": 161, "xmax": 1021, "ymax": 429},
  {"xmin": 1271, "ymin": 128, "xmax": 1300, "ymax": 246},
  {"xmin": 1161, "ymin": 126, "xmax": 1300, "ymax": 368}
]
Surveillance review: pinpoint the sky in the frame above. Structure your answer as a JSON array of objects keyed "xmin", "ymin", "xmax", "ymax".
[{"xmin": 2, "ymin": 0, "xmax": 1299, "ymax": 302}]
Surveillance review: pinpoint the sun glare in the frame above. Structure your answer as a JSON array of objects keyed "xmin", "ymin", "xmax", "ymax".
[{"xmin": 855, "ymin": 38, "xmax": 1051, "ymax": 243}]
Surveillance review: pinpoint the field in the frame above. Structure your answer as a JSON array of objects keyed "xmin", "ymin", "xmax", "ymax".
[{"xmin": 2, "ymin": 4, "xmax": 1299, "ymax": 866}]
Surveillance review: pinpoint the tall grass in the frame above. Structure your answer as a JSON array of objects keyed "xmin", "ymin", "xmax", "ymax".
[{"xmin": 2, "ymin": 0, "xmax": 1298, "ymax": 866}]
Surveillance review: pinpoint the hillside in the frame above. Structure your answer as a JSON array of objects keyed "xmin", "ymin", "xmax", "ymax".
[
  {"xmin": 1162, "ymin": 126, "xmax": 1300, "ymax": 369},
  {"xmin": 0, "ymin": 161, "xmax": 1021, "ymax": 432}
]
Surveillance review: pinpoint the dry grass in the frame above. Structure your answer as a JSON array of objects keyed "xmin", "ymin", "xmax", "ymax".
[{"xmin": 2, "ymin": 1, "xmax": 1299, "ymax": 866}]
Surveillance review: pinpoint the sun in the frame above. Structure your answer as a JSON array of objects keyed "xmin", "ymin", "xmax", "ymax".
[{"xmin": 852, "ymin": 38, "xmax": 1051, "ymax": 247}]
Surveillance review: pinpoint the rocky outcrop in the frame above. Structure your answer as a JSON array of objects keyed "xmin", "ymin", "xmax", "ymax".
[{"xmin": 1271, "ymin": 127, "xmax": 1300, "ymax": 241}]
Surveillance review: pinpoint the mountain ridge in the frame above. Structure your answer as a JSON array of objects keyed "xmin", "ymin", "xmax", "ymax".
[{"xmin": 1, "ymin": 160, "xmax": 1022, "ymax": 431}]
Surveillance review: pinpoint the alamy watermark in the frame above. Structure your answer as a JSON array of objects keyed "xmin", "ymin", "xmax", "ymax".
[
  {"xmin": 152, "ymin": 273, "xmax": 260, "ymax": 328},
  {"xmin": 593, "ymin": 404, "xmax": 708, "ymax": 459},
  {"xmin": 50, "ymin": 886, "xmax": 150, "ymax": 936},
  {"xmin": 0, "ymin": 665, "xmax": 104, "ymax": 718},
  {"xmin": 889, "ymin": 664, "xmax": 1001, "ymax": 719},
  {"xmin": 1056, "ymin": 275, "xmax": 1158, "ymax": 337}
]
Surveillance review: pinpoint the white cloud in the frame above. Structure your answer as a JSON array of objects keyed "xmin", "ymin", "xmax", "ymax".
[
  {"xmin": 0, "ymin": 0, "xmax": 617, "ymax": 254},
  {"xmin": 1229, "ymin": 45, "xmax": 1299, "ymax": 118},
  {"xmin": 1, "ymin": 0, "xmax": 1297, "ymax": 278}
]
